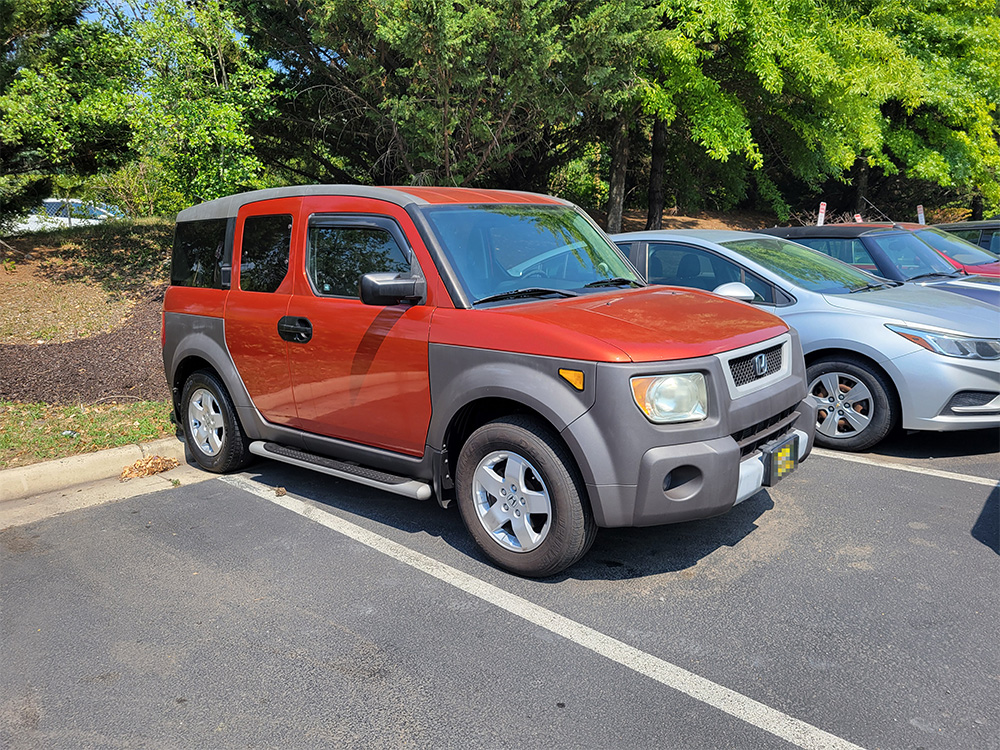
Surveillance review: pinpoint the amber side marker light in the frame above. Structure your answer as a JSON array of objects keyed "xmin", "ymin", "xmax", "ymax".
[{"xmin": 559, "ymin": 368, "xmax": 585, "ymax": 390}]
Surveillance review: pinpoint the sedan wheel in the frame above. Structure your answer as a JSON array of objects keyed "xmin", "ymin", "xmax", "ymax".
[{"xmin": 807, "ymin": 357, "xmax": 896, "ymax": 451}]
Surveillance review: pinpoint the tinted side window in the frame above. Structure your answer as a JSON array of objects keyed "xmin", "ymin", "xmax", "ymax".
[
  {"xmin": 307, "ymin": 225, "xmax": 410, "ymax": 298},
  {"xmin": 647, "ymin": 243, "xmax": 739, "ymax": 291},
  {"xmin": 240, "ymin": 215, "xmax": 291, "ymax": 293},
  {"xmin": 743, "ymin": 271, "xmax": 774, "ymax": 304},
  {"xmin": 951, "ymin": 229, "xmax": 981, "ymax": 244},
  {"xmin": 986, "ymin": 230, "xmax": 1000, "ymax": 254},
  {"xmin": 172, "ymin": 219, "xmax": 228, "ymax": 288}
]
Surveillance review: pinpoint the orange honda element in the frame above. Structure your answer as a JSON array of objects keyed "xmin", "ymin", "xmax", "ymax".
[{"xmin": 163, "ymin": 186, "xmax": 816, "ymax": 576}]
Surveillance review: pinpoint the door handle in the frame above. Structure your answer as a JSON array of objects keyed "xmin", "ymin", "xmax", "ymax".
[{"xmin": 277, "ymin": 316, "xmax": 313, "ymax": 344}]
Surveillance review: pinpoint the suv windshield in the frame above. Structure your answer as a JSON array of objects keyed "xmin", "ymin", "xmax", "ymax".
[
  {"xmin": 722, "ymin": 237, "xmax": 887, "ymax": 294},
  {"xmin": 421, "ymin": 204, "xmax": 641, "ymax": 304},
  {"xmin": 913, "ymin": 227, "xmax": 1000, "ymax": 266}
]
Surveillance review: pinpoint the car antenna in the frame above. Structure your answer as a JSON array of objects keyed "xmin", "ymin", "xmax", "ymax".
[{"xmin": 862, "ymin": 196, "xmax": 893, "ymax": 223}]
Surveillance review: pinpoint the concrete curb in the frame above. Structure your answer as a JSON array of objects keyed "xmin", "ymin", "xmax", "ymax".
[{"xmin": 0, "ymin": 436, "xmax": 189, "ymax": 503}]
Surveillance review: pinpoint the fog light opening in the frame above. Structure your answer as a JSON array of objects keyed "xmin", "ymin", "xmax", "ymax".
[{"xmin": 662, "ymin": 465, "xmax": 703, "ymax": 501}]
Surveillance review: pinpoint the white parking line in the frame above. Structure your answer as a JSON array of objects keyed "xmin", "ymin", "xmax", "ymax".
[
  {"xmin": 812, "ymin": 448, "xmax": 999, "ymax": 487},
  {"xmin": 222, "ymin": 474, "xmax": 866, "ymax": 750}
]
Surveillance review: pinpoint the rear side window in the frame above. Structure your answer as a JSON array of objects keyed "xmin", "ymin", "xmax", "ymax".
[
  {"xmin": 172, "ymin": 219, "xmax": 228, "ymax": 288},
  {"xmin": 307, "ymin": 225, "xmax": 410, "ymax": 298},
  {"xmin": 240, "ymin": 215, "xmax": 292, "ymax": 293}
]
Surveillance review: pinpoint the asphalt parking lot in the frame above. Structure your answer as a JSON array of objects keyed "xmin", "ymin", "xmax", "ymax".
[{"xmin": 2, "ymin": 429, "xmax": 997, "ymax": 749}]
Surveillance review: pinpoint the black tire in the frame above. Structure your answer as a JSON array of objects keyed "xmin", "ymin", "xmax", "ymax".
[
  {"xmin": 807, "ymin": 356, "xmax": 897, "ymax": 451},
  {"xmin": 180, "ymin": 370, "xmax": 252, "ymax": 472},
  {"xmin": 455, "ymin": 415, "xmax": 597, "ymax": 577}
]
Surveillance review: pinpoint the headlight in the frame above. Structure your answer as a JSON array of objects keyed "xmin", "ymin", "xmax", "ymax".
[
  {"xmin": 887, "ymin": 324, "xmax": 1000, "ymax": 361},
  {"xmin": 630, "ymin": 373, "xmax": 708, "ymax": 423}
]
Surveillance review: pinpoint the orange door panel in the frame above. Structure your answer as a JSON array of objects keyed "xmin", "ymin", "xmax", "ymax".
[
  {"xmin": 285, "ymin": 298, "xmax": 433, "ymax": 455},
  {"xmin": 224, "ymin": 202, "xmax": 301, "ymax": 424}
]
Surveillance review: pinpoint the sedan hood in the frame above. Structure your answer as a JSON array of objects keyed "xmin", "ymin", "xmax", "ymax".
[{"xmin": 824, "ymin": 284, "xmax": 1000, "ymax": 337}]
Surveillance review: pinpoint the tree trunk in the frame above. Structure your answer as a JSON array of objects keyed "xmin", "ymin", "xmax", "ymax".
[
  {"xmin": 645, "ymin": 118, "xmax": 667, "ymax": 230},
  {"xmin": 972, "ymin": 193, "xmax": 984, "ymax": 221},
  {"xmin": 606, "ymin": 118, "xmax": 629, "ymax": 233},
  {"xmin": 853, "ymin": 159, "xmax": 869, "ymax": 216}
]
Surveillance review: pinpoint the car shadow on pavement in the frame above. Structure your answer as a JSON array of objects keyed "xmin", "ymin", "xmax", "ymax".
[
  {"xmin": 865, "ymin": 427, "xmax": 999, "ymax": 460},
  {"xmin": 242, "ymin": 460, "xmax": 772, "ymax": 582},
  {"xmin": 555, "ymin": 492, "xmax": 773, "ymax": 582},
  {"xmin": 971, "ymin": 487, "xmax": 999, "ymax": 555}
]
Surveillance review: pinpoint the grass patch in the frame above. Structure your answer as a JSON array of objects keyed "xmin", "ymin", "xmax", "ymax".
[{"xmin": 0, "ymin": 399, "xmax": 176, "ymax": 469}]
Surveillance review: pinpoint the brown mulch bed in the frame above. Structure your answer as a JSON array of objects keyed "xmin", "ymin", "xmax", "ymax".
[{"xmin": 0, "ymin": 286, "xmax": 170, "ymax": 404}]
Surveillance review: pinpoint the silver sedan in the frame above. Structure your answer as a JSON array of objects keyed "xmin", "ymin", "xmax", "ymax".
[{"xmin": 611, "ymin": 229, "xmax": 1000, "ymax": 451}]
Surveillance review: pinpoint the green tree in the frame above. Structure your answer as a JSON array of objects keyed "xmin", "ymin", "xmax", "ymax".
[
  {"xmin": 103, "ymin": 0, "xmax": 278, "ymax": 213},
  {"xmin": 234, "ymin": 0, "xmax": 650, "ymax": 190},
  {"xmin": 0, "ymin": 0, "xmax": 131, "ymax": 229}
]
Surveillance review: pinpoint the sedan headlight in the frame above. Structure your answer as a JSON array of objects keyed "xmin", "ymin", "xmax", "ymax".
[
  {"xmin": 630, "ymin": 373, "xmax": 708, "ymax": 423},
  {"xmin": 887, "ymin": 324, "xmax": 1000, "ymax": 360}
]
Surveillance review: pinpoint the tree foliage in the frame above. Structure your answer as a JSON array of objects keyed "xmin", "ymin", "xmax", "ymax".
[
  {"xmin": 102, "ymin": 0, "xmax": 278, "ymax": 212},
  {"xmin": 0, "ymin": 0, "xmax": 131, "ymax": 226},
  {"xmin": 638, "ymin": 0, "xmax": 1000, "ymax": 219},
  {"xmin": 233, "ymin": 0, "xmax": 650, "ymax": 188}
]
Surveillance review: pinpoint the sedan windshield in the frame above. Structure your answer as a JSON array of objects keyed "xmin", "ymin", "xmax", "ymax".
[
  {"xmin": 722, "ymin": 237, "xmax": 888, "ymax": 294},
  {"xmin": 914, "ymin": 228, "xmax": 1000, "ymax": 266},
  {"xmin": 860, "ymin": 230, "xmax": 959, "ymax": 279},
  {"xmin": 420, "ymin": 204, "xmax": 642, "ymax": 305}
]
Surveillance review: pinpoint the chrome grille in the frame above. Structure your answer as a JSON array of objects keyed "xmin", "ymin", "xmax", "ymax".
[{"xmin": 728, "ymin": 344, "xmax": 783, "ymax": 388}]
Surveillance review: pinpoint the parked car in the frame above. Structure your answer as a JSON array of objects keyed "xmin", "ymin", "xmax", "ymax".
[
  {"xmin": 760, "ymin": 223, "xmax": 1000, "ymax": 280},
  {"xmin": 758, "ymin": 223, "xmax": 1000, "ymax": 305},
  {"xmin": 611, "ymin": 229, "xmax": 1000, "ymax": 452},
  {"xmin": 8, "ymin": 198, "xmax": 122, "ymax": 234},
  {"xmin": 934, "ymin": 219, "xmax": 1000, "ymax": 254},
  {"xmin": 163, "ymin": 186, "xmax": 816, "ymax": 577}
]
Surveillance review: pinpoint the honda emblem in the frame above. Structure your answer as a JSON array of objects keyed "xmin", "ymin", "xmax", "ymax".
[{"xmin": 753, "ymin": 353, "xmax": 768, "ymax": 377}]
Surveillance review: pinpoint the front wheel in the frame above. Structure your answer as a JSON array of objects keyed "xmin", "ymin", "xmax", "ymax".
[
  {"xmin": 455, "ymin": 415, "xmax": 597, "ymax": 577},
  {"xmin": 807, "ymin": 357, "xmax": 897, "ymax": 451},
  {"xmin": 180, "ymin": 370, "xmax": 252, "ymax": 472}
]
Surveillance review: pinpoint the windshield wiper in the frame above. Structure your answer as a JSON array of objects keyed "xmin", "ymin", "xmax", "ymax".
[
  {"xmin": 582, "ymin": 277, "xmax": 643, "ymax": 289},
  {"xmin": 849, "ymin": 282, "xmax": 889, "ymax": 293},
  {"xmin": 473, "ymin": 287, "xmax": 580, "ymax": 306},
  {"xmin": 907, "ymin": 272, "xmax": 962, "ymax": 281}
]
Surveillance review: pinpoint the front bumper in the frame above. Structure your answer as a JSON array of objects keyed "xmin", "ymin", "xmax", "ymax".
[
  {"xmin": 583, "ymin": 407, "xmax": 813, "ymax": 527},
  {"xmin": 560, "ymin": 330, "xmax": 816, "ymax": 528},
  {"xmin": 891, "ymin": 348, "xmax": 1000, "ymax": 432}
]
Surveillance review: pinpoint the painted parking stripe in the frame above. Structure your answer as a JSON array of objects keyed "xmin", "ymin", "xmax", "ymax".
[
  {"xmin": 812, "ymin": 448, "xmax": 999, "ymax": 487},
  {"xmin": 222, "ymin": 473, "xmax": 866, "ymax": 750}
]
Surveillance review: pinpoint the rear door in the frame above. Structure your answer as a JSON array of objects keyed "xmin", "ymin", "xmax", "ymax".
[{"xmin": 224, "ymin": 199, "xmax": 298, "ymax": 424}]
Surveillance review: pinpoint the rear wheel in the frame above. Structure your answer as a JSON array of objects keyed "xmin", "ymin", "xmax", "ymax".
[
  {"xmin": 455, "ymin": 415, "xmax": 597, "ymax": 577},
  {"xmin": 807, "ymin": 357, "xmax": 897, "ymax": 451},
  {"xmin": 180, "ymin": 370, "xmax": 252, "ymax": 472}
]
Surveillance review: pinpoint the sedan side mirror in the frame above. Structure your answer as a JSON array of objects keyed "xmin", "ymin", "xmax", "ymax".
[
  {"xmin": 712, "ymin": 281, "xmax": 756, "ymax": 302},
  {"xmin": 359, "ymin": 272, "xmax": 426, "ymax": 306}
]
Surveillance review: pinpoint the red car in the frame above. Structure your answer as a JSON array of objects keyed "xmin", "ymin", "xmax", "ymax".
[{"xmin": 163, "ymin": 186, "xmax": 814, "ymax": 576}]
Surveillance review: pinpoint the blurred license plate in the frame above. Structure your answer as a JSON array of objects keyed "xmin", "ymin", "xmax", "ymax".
[{"xmin": 762, "ymin": 433, "xmax": 799, "ymax": 486}]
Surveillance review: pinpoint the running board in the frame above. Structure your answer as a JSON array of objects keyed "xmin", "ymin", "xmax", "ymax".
[{"xmin": 248, "ymin": 441, "xmax": 432, "ymax": 501}]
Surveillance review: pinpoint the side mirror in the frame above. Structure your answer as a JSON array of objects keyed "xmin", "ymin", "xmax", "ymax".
[
  {"xmin": 359, "ymin": 272, "xmax": 426, "ymax": 306},
  {"xmin": 712, "ymin": 281, "xmax": 756, "ymax": 302}
]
